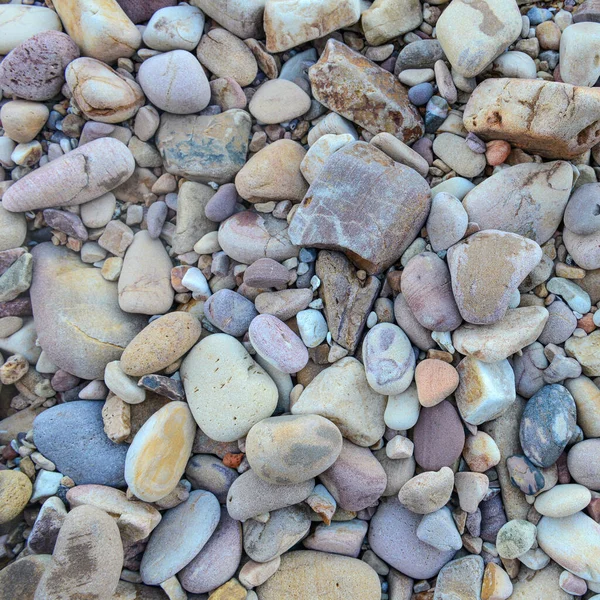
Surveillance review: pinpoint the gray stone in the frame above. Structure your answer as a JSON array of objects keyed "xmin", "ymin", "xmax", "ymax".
[
  {"xmin": 185, "ymin": 454, "xmax": 238, "ymax": 503},
  {"xmin": 204, "ymin": 289, "xmax": 257, "ymax": 337},
  {"xmin": 172, "ymin": 182, "xmax": 217, "ymax": 255}
]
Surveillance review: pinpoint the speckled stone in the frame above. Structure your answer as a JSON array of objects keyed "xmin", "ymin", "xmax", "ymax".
[
  {"xmin": 435, "ymin": 555, "xmax": 485, "ymax": 600},
  {"xmin": 0, "ymin": 469, "xmax": 32, "ymax": 524},
  {"xmin": 507, "ymin": 454, "xmax": 546, "ymax": 495},
  {"xmin": 0, "ymin": 554, "xmax": 52, "ymax": 600}
]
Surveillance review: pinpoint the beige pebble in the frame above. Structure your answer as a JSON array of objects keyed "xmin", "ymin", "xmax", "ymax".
[
  {"xmin": 249, "ymin": 79, "xmax": 311, "ymax": 124},
  {"xmin": 415, "ymin": 359, "xmax": 459, "ymax": 408},
  {"xmin": 398, "ymin": 467, "xmax": 454, "ymax": 514},
  {"xmin": 0, "ymin": 101, "xmax": 49, "ymax": 144}
]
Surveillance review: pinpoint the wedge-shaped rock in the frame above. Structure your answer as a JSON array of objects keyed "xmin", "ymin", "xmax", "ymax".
[
  {"xmin": 462, "ymin": 161, "xmax": 573, "ymax": 245},
  {"xmin": 464, "ymin": 78, "xmax": 600, "ymax": 159},
  {"xmin": 264, "ymin": 0, "xmax": 361, "ymax": 53},
  {"xmin": 309, "ymin": 40, "xmax": 424, "ymax": 143},
  {"xmin": 291, "ymin": 357, "xmax": 386, "ymax": 447},
  {"xmin": 453, "ymin": 307, "xmax": 549, "ymax": 363},
  {"xmin": 447, "ymin": 230, "xmax": 542, "ymax": 325},
  {"xmin": 434, "ymin": 556, "xmax": 485, "ymax": 600},
  {"xmin": 30, "ymin": 243, "xmax": 144, "ymax": 379},
  {"xmin": 290, "ymin": 142, "xmax": 431, "ymax": 274}
]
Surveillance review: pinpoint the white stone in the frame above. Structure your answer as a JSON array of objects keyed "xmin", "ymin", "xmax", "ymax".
[
  {"xmin": 0, "ymin": 5, "xmax": 62, "ymax": 55},
  {"xmin": 534, "ymin": 484, "xmax": 592, "ymax": 518},
  {"xmin": 143, "ymin": 4, "xmax": 205, "ymax": 52},
  {"xmin": 430, "ymin": 177, "xmax": 475, "ymax": 200},
  {"xmin": 181, "ymin": 267, "xmax": 211, "ymax": 298},
  {"xmin": 80, "ymin": 193, "xmax": 116, "ymax": 229},
  {"xmin": 384, "ymin": 382, "xmax": 421, "ymax": 430},
  {"xmin": 560, "ymin": 23, "xmax": 600, "ymax": 87},
  {"xmin": 416, "ymin": 506, "xmax": 463, "ymax": 552},
  {"xmin": 491, "ymin": 51, "xmax": 537, "ymax": 79},
  {"xmin": 104, "ymin": 361, "xmax": 146, "ymax": 404},
  {"xmin": 31, "ymin": 470, "xmax": 64, "ymax": 503},
  {"xmin": 193, "ymin": 231, "xmax": 221, "ymax": 255},
  {"xmin": 307, "ymin": 113, "xmax": 358, "ymax": 146},
  {"xmin": 296, "ymin": 309, "xmax": 328, "ymax": 348},
  {"xmin": 546, "ymin": 278, "xmax": 591, "ymax": 314}
]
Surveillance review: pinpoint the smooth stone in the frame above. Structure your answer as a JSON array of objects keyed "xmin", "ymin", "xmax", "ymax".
[
  {"xmin": 362, "ymin": 323, "xmax": 415, "ymax": 395},
  {"xmin": 561, "ymin": 22, "xmax": 600, "ymax": 86},
  {"xmin": 157, "ymin": 110, "xmax": 251, "ymax": 184},
  {"xmin": 565, "ymin": 330, "xmax": 600, "ymax": 376},
  {"xmin": 0, "ymin": 470, "xmax": 31, "ymax": 524},
  {"xmin": 546, "ymin": 277, "xmax": 591, "ymax": 314},
  {"xmin": 563, "ymin": 227, "xmax": 600, "ymax": 271},
  {"xmin": 462, "ymin": 161, "xmax": 573, "ymax": 245},
  {"xmin": 309, "ymin": 40, "xmax": 424, "ymax": 143},
  {"xmin": 264, "ymin": 0, "xmax": 361, "ymax": 52},
  {"xmin": 2, "ymin": 138, "xmax": 134, "ymax": 212},
  {"xmin": 539, "ymin": 301, "xmax": 577, "ymax": 346},
  {"xmin": 0, "ymin": 251, "xmax": 30, "ymax": 303},
  {"xmin": 34, "ymin": 505, "xmax": 123, "ymax": 600},
  {"xmin": 138, "ymin": 50, "xmax": 210, "ymax": 114},
  {"xmin": 398, "ymin": 467, "xmax": 454, "ymax": 514},
  {"xmin": 235, "ymin": 139, "xmax": 308, "ymax": 204},
  {"xmin": 535, "ymin": 484, "xmax": 592, "ymax": 518},
  {"xmin": 435, "ymin": 555, "xmax": 485, "ymax": 600},
  {"xmin": 140, "ymin": 490, "xmax": 220, "ymax": 585},
  {"xmin": 416, "ymin": 506, "xmax": 463, "ymax": 552},
  {"xmin": 66, "ymin": 57, "xmax": 144, "ymax": 124},
  {"xmin": 256, "ymin": 551, "xmax": 381, "ymax": 600},
  {"xmin": 300, "ymin": 134, "xmax": 354, "ymax": 184},
  {"xmin": 244, "ymin": 504, "xmax": 311, "ymax": 563},
  {"xmin": 296, "ymin": 309, "xmax": 328, "ymax": 348},
  {"xmin": 491, "ymin": 51, "xmax": 538, "ymax": 79},
  {"xmin": 463, "ymin": 432, "xmax": 501, "ymax": 473},
  {"xmin": 143, "ymin": 4, "xmax": 204, "ymax": 51},
  {"xmin": 452, "ymin": 307, "xmax": 549, "ymax": 362},
  {"xmin": 426, "ymin": 192, "xmax": 468, "ymax": 252},
  {"xmin": 537, "ymin": 512, "xmax": 600, "ymax": 583},
  {"xmin": 401, "ymin": 251, "xmax": 462, "ymax": 331},
  {"xmin": 290, "ymin": 141, "xmax": 430, "ymax": 275},
  {"xmin": 205, "ymin": 184, "xmax": 238, "ymax": 223},
  {"xmin": 318, "ymin": 439, "xmax": 387, "ymax": 512},
  {"xmin": 181, "ymin": 334, "xmax": 278, "ymax": 442},
  {"xmin": 306, "ymin": 112, "xmax": 358, "ymax": 146},
  {"xmin": 456, "ymin": 357, "xmax": 516, "ymax": 426},
  {"xmin": 564, "ymin": 183, "xmax": 600, "ymax": 235},
  {"xmin": 204, "ymin": 289, "xmax": 258, "ymax": 337},
  {"xmin": 171, "ymin": 182, "xmax": 217, "ymax": 254},
  {"xmin": 249, "ymin": 79, "xmax": 311, "ymax": 124},
  {"xmin": 125, "ymin": 401, "xmax": 196, "ymax": 502},
  {"xmin": 210, "ymin": 76, "xmax": 247, "ymax": 111},
  {"xmin": 118, "ymin": 231, "xmax": 174, "ymax": 315},
  {"xmin": 431, "ymin": 177, "xmax": 475, "ymax": 200},
  {"xmin": 510, "ymin": 561, "xmax": 572, "ymax": 599},
  {"xmin": 0, "ymin": 5, "xmax": 62, "ymax": 55},
  {"xmin": 291, "ymin": 357, "xmax": 386, "ymax": 447},
  {"xmin": 0, "ymin": 205, "xmax": 27, "ymax": 251},
  {"xmin": 0, "ymin": 555, "xmax": 52, "ymax": 600},
  {"xmin": 53, "ymin": 0, "xmax": 141, "ymax": 63},
  {"xmin": 447, "ymin": 230, "xmax": 542, "ymax": 325},
  {"xmin": 302, "ymin": 519, "xmax": 368, "ymax": 557},
  {"xmin": 520, "ymin": 384, "xmax": 577, "ymax": 468},
  {"xmin": 408, "ymin": 82, "xmax": 434, "ymax": 106},
  {"xmin": 464, "ymin": 78, "xmax": 600, "ymax": 159},
  {"xmin": 564, "ymin": 376, "xmax": 600, "ymax": 438},
  {"xmin": 433, "ymin": 132, "xmax": 486, "ymax": 178},
  {"xmin": 385, "ymin": 383, "xmax": 421, "ymax": 431},
  {"xmin": 375, "ymin": 449, "xmax": 415, "ymax": 498},
  {"xmin": 481, "ymin": 563, "xmax": 513, "ymax": 600},
  {"xmin": 80, "ymin": 192, "xmax": 116, "ymax": 229},
  {"xmin": 104, "ymin": 361, "xmax": 146, "ymax": 404},
  {"xmin": 179, "ymin": 508, "xmax": 242, "ymax": 594},
  {"xmin": 369, "ymin": 497, "xmax": 455, "ymax": 579},
  {"xmin": 0, "ymin": 31, "xmax": 79, "ymax": 101},
  {"xmin": 226, "ymin": 470, "xmax": 314, "ymax": 522},
  {"xmin": 189, "ymin": 0, "xmax": 264, "ymax": 39},
  {"xmin": 370, "ymin": 132, "xmax": 429, "ymax": 177},
  {"xmin": 568, "ymin": 439, "xmax": 600, "ymax": 490},
  {"xmin": 120, "ymin": 312, "xmax": 201, "ymax": 376},
  {"xmin": 414, "ymin": 359, "xmax": 459, "ymax": 408},
  {"xmin": 186, "ymin": 454, "xmax": 238, "ymax": 503}
]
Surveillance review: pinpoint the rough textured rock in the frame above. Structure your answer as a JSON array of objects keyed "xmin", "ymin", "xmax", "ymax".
[
  {"xmin": 0, "ymin": 555, "xmax": 52, "ymax": 600},
  {"xmin": 290, "ymin": 142, "xmax": 430, "ymax": 275},
  {"xmin": 434, "ymin": 555, "xmax": 485, "ymax": 600},
  {"xmin": 309, "ymin": 40, "xmax": 424, "ymax": 143},
  {"xmin": 464, "ymin": 78, "xmax": 600, "ymax": 159}
]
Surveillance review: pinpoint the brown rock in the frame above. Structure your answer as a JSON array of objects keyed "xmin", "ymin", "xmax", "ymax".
[
  {"xmin": 0, "ymin": 555, "xmax": 52, "ymax": 600},
  {"xmin": 102, "ymin": 392, "xmax": 131, "ymax": 443},
  {"xmin": 309, "ymin": 40, "xmax": 424, "ymax": 143},
  {"xmin": 414, "ymin": 359, "xmax": 459, "ymax": 408},
  {"xmin": 244, "ymin": 258, "xmax": 290, "ymax": 288},
  {"xmin": 290, "ymin": 142, "xmax": 431, "ymax": 274},
  {"xmin": 116, "ymin": 0, "xmax": 176, "ymax": 23},
  {"xmin": 393, "ymin": 293, "xmax": 436, "ymax": 351}
]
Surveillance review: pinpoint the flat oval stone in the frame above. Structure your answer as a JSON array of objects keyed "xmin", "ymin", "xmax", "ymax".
[
  {"xmin": 401, "ymin": 251, "xmax": 462, "ymax": 331},
  {"xmin": 0, "ymin": 554, "xmax": 51, "ymax": 600},
  {"xmin": 179, "ymin": 508, "xmax": 242, "ymax": 594},
  {"xmin": 34, "ymin": 505, "xmax": 123, "ymax": 600},
  {"xmin": 369, "ymin": 497, "xmax": 456, "ymax": 579},
  {"xmin": 246, "ymin": 414, "xmax": 342, "ymax": 485},
  {"xmin": 181, "ymin": 334, "xmax": 278, "ymax": 442},
  {"xmin": 463, "ymin": 161, "xmax": 573, "ymax": 245},
  {"xmin": 289, "ymin": 141, "xmax": 431, "ymax": 275},
  {"xmin": 561, "ymin": 22, "xmax": 600, "ymax": 86},
  {"xmin": 3, "ymin": 138, "xmax": 135, "ymax": 212},
  {"xmin": 491, "ymin": 51, "xmax": 537, "ymax": 79},
  {"xmin": 563, "ymin": 227, "xmax": 600, "ymax": 270},
  {"xmin": 120, "ymin": 312, "xmax": 201, "ymax": 376},
  {"xmin": 140, "ymin": 490, "xmax": 220, "ymax": 585},
  {"xmin": 506, "ymin": 454, "xmax": 546, "ymax": 495},
  {"xmin": 257, "ymin": 551, "xmax": 381, "ymax": 600},
  {"xmin": 362, "ymin": 323, "xmax": 415, "ymax": 395},
  {"xmin": 537, "ymin": 511, "xmax": 600, "ymax": 583},
  {"xmin": 564, "ymin": 183, "xmax": 600, "ymax": 235},
  {"xmin": 318, "ymin": 439, "xmax": 387, "ymax": 512},
  {"xmin": 534, "ymin": 484, "xmax": 592, "ymax": 518},
  {"xmin": 186, "ymin": 454, "xmax": 238, "ymax": 503},
  {"xmin": 520, "ymin": 384, "xmax": 577, "ymax": 468},
  {"xmin": 413, "ymin": 400, "xmax": 465, "ymax": 471},
  {"xmin": 568, "ymin": 439, "xmax": 600, "ymax": 490},
  {"xmin": 249, "ymin": 314, "xmax": 309, "ymax": 374},
  {"xmin": 255, "ymin": 289, "xmax": 313, "ymax": 321},
  {"xmin": 125, "ymin": 401, "xmax": 196, "ymax": 502},
  {"xmin": 0, "ymin": 5, "xmax": 62, "ymax": 55},
  {"xmin": 426, "ymin": 192, "xmax": 468, "ymax": 252},
  {"xmin": 244, "ymin": 258, "xmax": 290, "ymax": 288},
  {"xmin": 33, "ymin": 401, "xmax": 128, "ymax": 487},
  {"xmin": 394, "ymin": 293, "xmax": 435, "ymax": 351},
  {"xmin": 227, "ymin": 470, "xmax": 315, "ymax": 522},
  {"xmin": 204, "ymin": 289, "xmax": 258, "ymax": 337},
  {"xmin": 249, "ymin": 79, "xmax": 311, "ymax": 124},
  {"xmin": 432, "ymin": 133, "xmax": 486, "ymax": 178}
]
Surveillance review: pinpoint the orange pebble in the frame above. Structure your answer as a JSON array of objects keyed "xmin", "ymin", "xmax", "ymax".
[
  {"xmin": 223, "ymin": 452, "xmax": 244, "ymax": 468},
  {"xmin": 415, "ymin": 358, "xmax": 459, "ymax": 408},
  {"xmin": 485, "ymin": 140, "xmax": 511, "ymax": 166},
  {"xmin": 578, "ymin": 313, "xmax": 596, "ymax": 334}
]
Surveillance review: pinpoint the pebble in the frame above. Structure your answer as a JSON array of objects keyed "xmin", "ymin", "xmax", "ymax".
[
  {"xmin": 0, "ymin": 554, "xmax": 51, "ymax": 600},
  {"xmin": 143, "ymin": 4, "xmax": 204, "ymax": 51},
  {"xmin": 426, "ymin": 192, "xmax": 468, "ymax": 252},
  {"xmin": 246, "ymin": 414, "xmax": 342, "ymax": 484},
  {"xmin": 565, "ymin": 376, "xmax": 600, "ymax": 438},
  {"xmin": 0, "ymin": 205, "xmax": 27, "ymax": 252},
  {"xmin": 398, "ymin": 467, "xmax": 454, "ymax": 514},
  {"xmin": 138, "ymin": 50, "xmax": 210, "ymax": 114},
  {"xmin": 104, "ymin": 360, "xmax": 146, "ymax": 404},
  {"xmin": 463, "ymin": 432, "xmax": 501, "ymax": 473},
  {"xmin": 0, "ymin": 5, "xmax": 62, "ymax": 55},
  {"xmin": 296, "ymin": 309, "xmax": 328, "ymax": 348},
  {"xmin": 535, "ymin": 484, "xmax": 592, "ymax": 518},
  {"xmin": 291, "ymin": 357, "xmax": 386, "ymax": 447},
  {"xmin": 433, "ymin": 132, "xmax": 487, "ymax": 178},
  {"xmin": 244, "ymin": 258, "xmax": 290, "ymax": 288},
  {"xmin": 547, "ymin": 277, "xmax": 592, "ymax": 314},
  {"xmin": 408, "ymin": 82, "xmax": 434, "ymax": 106},
  {"xmin": 416, "ymin": 506, "xmax": 463, "ymax": 552},
  {"xmin": 125, "ymin": 401, "xmax": 196, "ymax": 501},
  {"xmin": 520, "ymin": 384, "xmax": 577, "ymax": 468},
  {"xmin": 564, "ymin": 183, "xmax": 600, "ymax": 236},
  {"xmin": 300, "ymin": 133, "xmax": 354, "ymax": 184},
  {"xmin": 481, "ymin": 563, "xmax": 513, "ymax": 600},
  {"xmin": 249, "ymin": 79, "xmax": 311, "ymax": 124},
  {"xmin": 186, "ymin": 454, "xmax": 238, "ymax": 503},
  {"xmin": 34, "ymin": 505, "xmax": 123, "ymax": 600},
  {"xmin": 496, "ymin": 519, "xmax": 537, "ymax": 559},
  {"xmin": 1, "ymin": 101, "xmax": 49, "ymax": 144},
  {"xmin": 204, "ymin": 289, "xmax": 258, "ymax": 337},
  {"xmin": 560, "ymin": 22, "xmax": 600, "ymax": 86},
  {"xmin": 181, "ymin": 334, "xmax": 278, "ymax": 442},
  {"xmin": 559, "ymin": 571, "xmax": 588, "ymax": 596},
  {"xmin": 0, "ymin": 469, "xmax": 31, "ymax": 524},
  {"xmin": 414, "ymin": 359, "xmax": 459, "ymax": 407},
  {"xmin": 370, "ymin": 131, "xmax": 430, "ymax": 177},
  {"xmin": 435, "ymin": 555, "xmax": 484, "ymax": 599},
  {"xmin": 385, "ymin": 383, "xmax": 421, "ymax": 430},
  {"xmin": 568, "ymin": 439, "xmax": 600, "ymax": 490},
  {"xmin": 565, "ymin": 330, "xmax": 600, "ymax": 376},
  {"xmin": 539, "ymin": 301, "xmax": 577, "ymax": 345},
  {"xmin": 140, "ymin": 490, "xmax": 220, "ymax": 585},
  {"xmin": 205, "ymin": 184, "xmax": 238, "ymax": 223}
]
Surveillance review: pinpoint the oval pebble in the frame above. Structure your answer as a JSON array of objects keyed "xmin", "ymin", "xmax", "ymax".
[
  {"xmin": 568, "ymin": 439, "xmax": 600, "ymax": 490},
  {"xmin": 204, "ymin": 289, "xmax": 258, "ymax": 337},
  {"xmin": 296, "ymin": 309, "xmax": 328, "ymax": 348},
  {"xmin": 534, "ymin": 484, "xmax": 592, "ymax": 518}
]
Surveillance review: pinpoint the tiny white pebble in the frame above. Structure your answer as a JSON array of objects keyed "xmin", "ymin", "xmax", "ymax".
[
  {"xmin": 366, "ymin": 311, "xmax": 378, "ymax": 328},
  {"xmin": 308, "ymin": 298, "xmax": 323, "ymax": 309},
  {"xmin": 181, "ymin": 267, "xmax": 211, "ymax": 298},
  {"xmin": 310, "ymin": 275, "xmax": 321, "ymax": 291}
]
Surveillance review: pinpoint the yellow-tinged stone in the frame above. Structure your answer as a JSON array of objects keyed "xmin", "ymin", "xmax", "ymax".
[
  {"xmin": 565, "ymin": 375, "xmax": 600, "ymax": 437},
  {"xmin": 0, "ymin": 554, "xmax": 52, "ymax": 600},
  {"xmin": 0, "ymin": 469, "xmax": 32, "ymax": 524},
  {"xmin": 565, "ymin": 330, "xmax": 600, "ymax": 376},
  {"xmin": 120, "ymin": 312, "xmax": 202, "ymax": 377},
  {"xmin": 481, "ymin": 562, "xmax": 513, "ymax": 600},
  {"xmin": 209, "ymin": 578, "xmax": 246, "ymax": 599},
  {"xmin": 124, "ymin": 401, "xmax": 196, "ymax": 502}
]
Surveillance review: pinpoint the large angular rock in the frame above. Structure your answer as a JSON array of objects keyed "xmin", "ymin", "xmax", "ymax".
[
  {"xmin": 447, "ymin": 230, "xmax": 542, "ymax": 325},
  {"xmin": 464, "ymin": 78, "xmax": 600, "ymax": 159},
  {"xmin": 289, "ymin": 142, "xmax": 431, "ymax": 274},
  {"xmin": 462, "ymin": 161, "xmax": 573, "ymax": 245},
  {"xmin": 316, "ymin": 251, "xmax": 380, "ymax": 353},
  {"xmin": 309, "ymin": 40, "xmax": 424, "ymax": 143},
  {"xmin": 156, "ymin": 110, "xmax": 251, "ymax": 184},
  {"xmin": 30, "ymin": 243, "xmax": 144, "ymax": 379}
]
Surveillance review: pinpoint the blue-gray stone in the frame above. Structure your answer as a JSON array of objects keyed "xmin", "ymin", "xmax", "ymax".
[
  {"xmin": 33, "ymin": 401, "xmax": 128, "ymax": 487},
  {"xmin": 425, "ymin": 96, "xmax": 448, "ymax": 133},
  {"xmin": 527, "ymin": 7, "xmax": 553, "ymax": 25},
  {"xmin": 408, "ymin": 82, "xmax": 434, "ymax": 107},
  {"xmin": 185, "ymin": 454, "xmax": 238, "ymax": 503},
  {"xmin": 539, "ymin": 50, "xmax": 559, "ymax": 70},
  {"xmin": 519, "ymin": 384, "xmax": 577, "ymax": 468},
  {"xmin": 279, "ymin": 48, "xmax": 317, "ymax": 87},
  {"xmin": 480, "ymin": 492, "xmax": 507, "ymax": 544}
]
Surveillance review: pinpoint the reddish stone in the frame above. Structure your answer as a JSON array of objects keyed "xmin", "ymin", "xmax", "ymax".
[{"xmin": 223, "ymin": 453, "xmax": 244, "ymax": 468}]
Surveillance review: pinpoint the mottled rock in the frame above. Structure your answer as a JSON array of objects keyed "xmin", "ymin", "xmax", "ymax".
[
  {"xmin": 204, "ymin": 289, "xmax": 258, "ymax": 337},
  {"xmin": 362, "ymin": 0, "xmax": 422, "ymax": 45},
  {"xmin": 398, "ymin": 467, "xmax": 454, "ymax": 514},
  {"xmin": 565, "ymin": 330, "xmax": 600, "ymax": 376},
  {"xmin": 435, "ymin": 555, "xmax": 485, "ymax": 600},
  {"xmin": 0, "ymin": 554, "xmax": 52, "ymax": 600},
  {"xmin": 463, "ymin": 432, "xmax": 501, "ymax": 473},
  {"xmin": 539, "ymin": 301, "xmax": 577, "ymax": 346}
]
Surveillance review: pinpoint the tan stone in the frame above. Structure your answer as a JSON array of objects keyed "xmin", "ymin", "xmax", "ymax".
[
  {"xmin": 0, "ymin": 101, "xmax": 49, "ymax": 143},
  {"xmin": 257, "ymin": 551, "xmax": 381, "ymax": 600},
  {"xmin": 53, "ymin": 0, "xmax": 141, "ymax": 63},
  {"xmin": 481, "ymin": 563, "xmax": 513, "ymax": 600},
  {"xmin": 464, "ymin": 78, "xmax": 600, "ymax": 159},
  {"xmin": 125, "ymin": 401, "xmax": 196, "ymax": 502},
  {"xmin": 369, "ymin": 132, "xmax": 429, "ymax": 177},
  {"xmin": 398, "ymin": 467, "xmax": 454, "ymax": 514},
  {"xmin": 102, "ymin": 392, "xmax": 131, "ymax": 443},
  {"xmin": 564, "ymin": 376, "xmax": 600, "ymax": 438},
  {"xmin": 463, "ymin": 432, "xmax": 501, "ymax": 473},
  {"xmin": 0, "ymin": 555, "xmax": 52, "ymax": 600},
  {"xmin": 209, "ymin": 578, "xmax": 247, "ymax": 600},
  {"xmin": 0, "ymin": 469, "xmax": 32, "ymax": 524},
  {"xmin": 189, "ymin": 0, "xmax": 265, "ymax": 39},
  {"xmin": 362, "ymin": 0, "xmax": 423, "ymax": 46},
  {"xmin": 0, "ymin": 5, "xmax": 62, "ymax": 55},
  {"xmin": 66, "ymin": 57, "xmax": 144, "ymax": 124},
  {"xmin": 414, "ymin": 359, "xmax": 459, "ymax": 408},
  {"xmin": 249, "ymin": 79, "xmax": 311, "ymax": 124},
  {"xmin": 565, "ymin": 330, "xmax": 600, "ymax": 376}
]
